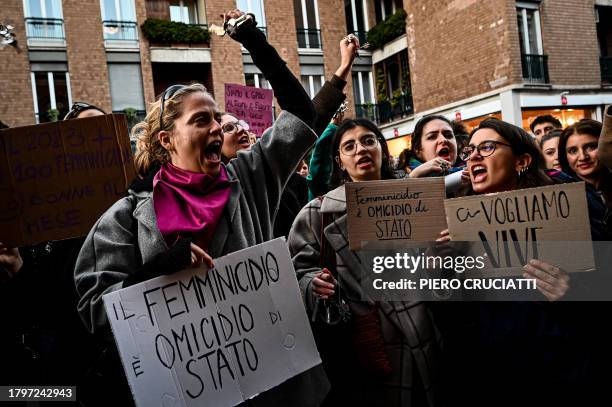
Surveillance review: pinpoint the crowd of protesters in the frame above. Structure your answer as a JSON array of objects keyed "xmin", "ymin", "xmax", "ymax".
[{"xmin": 2, "ymin": 8, "xmax": 612, "ymax": 407}]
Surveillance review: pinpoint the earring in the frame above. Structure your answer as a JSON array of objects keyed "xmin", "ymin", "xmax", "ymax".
[{"xmin": 517, "ymin": 167, "xmax": 527, "ymax": 179}]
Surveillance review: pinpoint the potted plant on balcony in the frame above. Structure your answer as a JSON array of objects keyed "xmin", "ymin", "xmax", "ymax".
[
  {"xmin": 47, "ymin": 108, "xmax": 59, "ymax": 122},
  {"xmin": 123, "ymin": 107, "xmax": 138, "ymax": 128},
  {"xmin": 141, "ymin": 18, "xmax": 210, "ymax": 47},
  {"xmin": 366, "ymin": 9, "xmax": 407, "ymax": 50}
]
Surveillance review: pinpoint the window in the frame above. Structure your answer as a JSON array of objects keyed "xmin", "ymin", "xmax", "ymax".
[
  {"xmin": 301, "ymin": 75, "xmax": 324, "ymax": 98},
  {"xmin": 516, "ymin": 2, "xmax": 543, "ymax": 55},
  {"xmin": 24, "ymin": 0, "xmax": 64, "ymax": 40},
  {"xmin": 237, "ymin": 0, "xmax": 266, "ymax": 29},
  {"xmin": 345, "ymin": 0, "xmax": 369, "ymax": 37},
  {"xmin": 352, "ymin": 71, "xmax": 374, "ymax": 105},
  {"xmin": 294, "ymin": 0, "xmax": 321, "ymax": 48},
  {"xmin": 25, "ymin": 0, "xmax": 62, "ymax": 18},
  {"xmin": 245, "ymin": 73, "xmax": 270, "ymax": 89},
  {"xmin": 101, "ymin": 0, "xmax": 136, "ymax": 21},
  {"xmin": 375, "ymin": 0, "xmax": 397, "ymax": 23},
  {"xmin": 31, "ymin": 71, "xmax": 71, "ymax": 123},
  {"xmin": 101, "ymin": 0, "xmax": 137, "ymax": 41},
  {"xmin": 517, "ymin": 2, "xmax": 547, "ymax": 82},
  {"xmin": 108, "ymin": 64, "xmax": 145, "ymax": 111},
  {"xmin": 169, "ymin": 0, "xmax": 198, "ymax": 24}
]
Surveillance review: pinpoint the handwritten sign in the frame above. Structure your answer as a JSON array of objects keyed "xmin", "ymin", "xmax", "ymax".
[
  {"xmin": 224, "ymin": 83, "xmax": 274, "ymax": 136},
  {"xmin": 0, "ymin": 114, "xmax": 135, "ymax": 247},
  {"xmin": 103, "ymin": 238, "xmax": 321, "ymax": 407},
  {"xmin": 345, "ymin": 178, "xmax": 447, "ymax": 250},
  {"xmin": 444, "ymin": 182, "xmax": 594, "ymax": 275}
]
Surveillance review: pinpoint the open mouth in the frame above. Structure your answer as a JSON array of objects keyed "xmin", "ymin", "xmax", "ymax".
[
  {"xmin": 437, "ymin": 147, "xmax": 450, "ymax": 160},
  {"xmin": 238, "ymin": 134, "xmax": 251, "ymax": 148},
  {"xmin": 470, "ymin": 164, "xmax": 487, "ymax": 183},
  {"xmin": 204, "ymin": 140, "xmax": 222, "ymax": 163},
  {"xmin": 357, "ymin": 156, "xmax": 373, "ymax": 167}
]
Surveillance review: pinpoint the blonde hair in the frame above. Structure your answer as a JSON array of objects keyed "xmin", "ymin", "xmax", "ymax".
[{"xmin": 132, "ymin": 83, "xmax": 212, "ymax": 176}]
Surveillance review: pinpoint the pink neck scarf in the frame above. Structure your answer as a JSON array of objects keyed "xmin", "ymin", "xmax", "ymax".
[{"xmin": 153, "ymin": 162, "xmax": 231, "ymax": 249}]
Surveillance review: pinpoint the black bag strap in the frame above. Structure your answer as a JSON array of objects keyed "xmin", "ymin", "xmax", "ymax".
[{"xmin": 318, "ymin": 196, "xmax": 337, "ymax": 278}]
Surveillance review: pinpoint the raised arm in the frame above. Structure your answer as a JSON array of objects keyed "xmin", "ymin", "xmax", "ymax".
[
  {"xmin": 312, "ymin": 35, "xmax": 359, "ymax": 135},
  {"xmin": 225, "ymin": 10, "xmax": 315, "ymax": 127}
]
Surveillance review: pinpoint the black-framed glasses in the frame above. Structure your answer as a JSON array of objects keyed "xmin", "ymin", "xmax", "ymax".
[
  {"xmin": 339, "ymin": 134, "xmax": 379, "ymax": 156},
  {"xmin": 460, "ymin": 140, "xmax": 512, "ymax": 161},
  {"xmin": 221, "ymin": 120, "xmax": 249, "ymax": 134},
  {"xmin": 159, "ymin": 84, "xmax": 186, "ymax": 130},
  {"xmin": 64, "ymin": 101, "xmax": 106, "ymax": 120}
]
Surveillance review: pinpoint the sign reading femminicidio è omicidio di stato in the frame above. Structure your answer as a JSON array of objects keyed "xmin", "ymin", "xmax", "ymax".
[{"xmin": 103, "ymin": 238, "xmax": 321, "ymax": 407}]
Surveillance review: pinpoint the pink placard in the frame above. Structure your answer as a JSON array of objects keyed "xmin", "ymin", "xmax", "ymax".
[{"xmin": 225, "ymin": 83, "xmax": 274, "ymax": 137}]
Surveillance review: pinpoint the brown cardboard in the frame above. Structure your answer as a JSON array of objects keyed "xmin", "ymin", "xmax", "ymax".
[
  {"xmin": 345, "ymin": 178, "xmax": 447, "ymax": 250},
  {"xmin": 0, "ymin": 114, "xmax": 136, "ymax": 247},
  {"xmin": 444, "ymin": 182, "xmax": 595, "ymax": 276}
]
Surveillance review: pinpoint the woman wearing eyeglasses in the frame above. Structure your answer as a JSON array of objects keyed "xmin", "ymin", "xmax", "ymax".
[
  {"xmin": 288, "ymin": 118, "xmax": 440, "ymax": 406},
  {"xmin": 75, "ymin": 9, "xmax": 330, "ymax": 407},
  {"xmin": 436, "ymin": 118, "xmax": 608, "ymax": 406},
  {"xmin": 442, "ymin": 118, "xmax": 572, "ymax": 295}
]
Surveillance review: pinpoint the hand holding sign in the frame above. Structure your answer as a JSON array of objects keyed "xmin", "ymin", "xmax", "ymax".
[
  {"xmin": 190, "ymin": 242, "xmax": 213, "ymax": 269},
  {"xmin": 523, "ymin": 259, "xmax": 570, "ymax": 301},
  {"xmin": 0, "ymin": 242, "xmax": 23, "ymax": 277}
]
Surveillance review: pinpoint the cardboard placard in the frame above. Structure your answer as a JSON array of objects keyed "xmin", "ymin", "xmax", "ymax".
[
  {"xmin": 0, "ymin": 114, "xmax": 135, "ymax": 247},
  {"xmin": 345, "ymin": 178, "xmax": 448, "ymax": 250},
  {"xmin": 103, "ymin": 238, "xmax": 321, "ymax": 407},
  {"xmin": 224, "ymin": 83, "xmax": 274, "ymax": 137},
  {"xmin": 444, "ymin": 182, "xmax": 595, "ymax": 275}
]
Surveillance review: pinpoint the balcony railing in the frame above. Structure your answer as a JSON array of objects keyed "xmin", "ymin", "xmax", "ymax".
[
  {"xmin": 103, "ymin": 20, "xmax": 138, "ymax": 41},
  {"xmin": 601, "ymin": 56, "xmax": 612, "ymax": 84},
  {"xmin": 521, "ymin": 53, "xmax": 549, "ymax": 84},
  {"xmin": 355, "ymin": 93, "xmax": 414, "ymax": 125},
  {"xmin": 297, "ymin": 28, "xmax": 321, "ymax": 49},
  {"xmin": 25, "ymin": 17, "xmax": 64, "ymax": 40}
]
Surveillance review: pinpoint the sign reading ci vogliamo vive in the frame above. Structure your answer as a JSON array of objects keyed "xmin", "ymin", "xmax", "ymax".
[
  {"xmin": 444, "ymin": 182, "xmax": 594, "ymax": 276},
  {"xmin": 0, "ymin": 114, "xmax": 135, "ymax": 247},
  {"xmin": 103, "ymin": 238, "xmax": 322, "ymax": 407}
]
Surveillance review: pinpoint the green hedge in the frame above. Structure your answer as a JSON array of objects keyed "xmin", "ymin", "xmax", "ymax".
[
  {"xmin": 367, "ymin": 9, "xmax": 407, "ymax": 50},
  {"xmin": 141, "ymin": 18, "xmax": 210, "ymax": 44}
]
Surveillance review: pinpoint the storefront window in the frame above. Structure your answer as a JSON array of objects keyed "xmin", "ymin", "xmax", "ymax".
[{"xmin": 522, "ymin": 108, "xmax": 596, "ymax": 132}]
